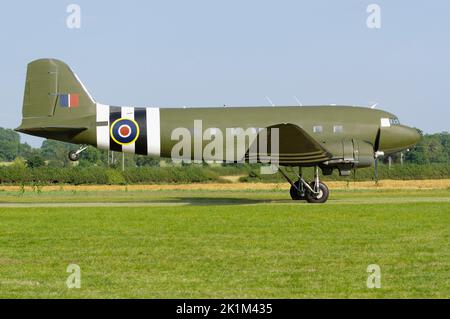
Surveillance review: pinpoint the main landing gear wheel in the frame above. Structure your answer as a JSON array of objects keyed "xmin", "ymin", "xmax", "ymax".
[
  {"xmin": 68, "ymin": 150, "xmax": 80, "ymax": 162},
  {"xmin": 289, "ymin": 181, "xmax": 306, "ymax": 200},
  {"xmin": 305, "ymin": 182, "xmax": 329, "ymax": 204},
  {"xmin": 279, "ymin": 166, "xmax": 330, "ymax": 204}
]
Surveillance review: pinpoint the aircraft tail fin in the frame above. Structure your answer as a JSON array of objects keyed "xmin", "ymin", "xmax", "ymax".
[{"xmin": 16, "ymin": 59, "xmax": 96, "ymax": 142}]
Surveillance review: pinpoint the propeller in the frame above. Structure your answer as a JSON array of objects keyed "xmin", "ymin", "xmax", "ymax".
[{"xmin": 373, "ymin": 128, "xmax": 383, "ymax": 184}]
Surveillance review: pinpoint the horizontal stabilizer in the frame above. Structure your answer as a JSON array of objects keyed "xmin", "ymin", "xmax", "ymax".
[{"xmin": 15, "ymin": 126, "xmax": 87, "ymax": 140}]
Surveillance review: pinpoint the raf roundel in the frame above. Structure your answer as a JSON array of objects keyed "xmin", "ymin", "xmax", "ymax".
[{"xmin": 110, "ymin": 118, "xmax": 140, "ymax": 145}]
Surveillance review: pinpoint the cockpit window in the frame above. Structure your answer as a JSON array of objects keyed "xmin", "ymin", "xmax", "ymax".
[{"xmin": 389, "ymin": 118, "xmax": 400, "ymax": 125}]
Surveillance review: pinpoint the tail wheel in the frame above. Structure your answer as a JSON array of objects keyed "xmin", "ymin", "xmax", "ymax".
[
  {"xmin": 305, "ymin": 182, "xmax": 329, "ymax": 204},
  {"xmin": 68, "ymin": 150, "xmax": 80, "ymax": 162},
  {"xmin": 289, "ymin": 181, "xmax": 306, "ymax": 200}
]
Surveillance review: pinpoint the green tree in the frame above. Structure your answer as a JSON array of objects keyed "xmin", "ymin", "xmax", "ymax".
[
  {"xmin": 18, "ymin": 142, "xmax": 34, "ymax": 159},
  {"xmin": 135, "ymin": 155, "xmax": 159, "ymax": 167},
  {"xmin": 0, "ymin": 128, "xmax": 20, "ymax": 161},
  {"xmin": 40, "ymin": 140, "xmax": 75, "ymax": 166},
  {"xmin": 26, "ymin": 155, "xmax": 46, "ymax": 168},
  {"xmin": 79, "ymin": 147, "xmax": 108, "ymax": 166},
  {"xmin": 438, "ymin": 132, "xmax": 450, "ymax": 162},
  {"xmin": 405, "ymin": 132, "xmax": 450, "ymax": 164}
]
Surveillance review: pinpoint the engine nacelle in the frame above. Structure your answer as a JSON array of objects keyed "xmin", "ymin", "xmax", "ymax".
[{"xmin": 320, "ymin": 139, "xmax": 374, "ymax": 176}]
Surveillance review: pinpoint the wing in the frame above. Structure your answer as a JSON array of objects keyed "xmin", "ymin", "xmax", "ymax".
[{"xmin": 246, "ymin": 123, "xmax": 333, "ymax": 165}]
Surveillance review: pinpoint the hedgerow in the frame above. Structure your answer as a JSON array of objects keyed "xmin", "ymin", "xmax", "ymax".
[
  {"xmin": 0, "ymin": 163, "xmax": 448, "ymax": 185},
  {"xmin": 0, "ymin": 165, "xmax": 224, "ymax": 185}
]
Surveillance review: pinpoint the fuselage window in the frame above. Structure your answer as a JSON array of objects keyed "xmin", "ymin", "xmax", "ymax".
[
  {"xmin": 333, "ymin": 125, "xmax": 343, "ymax": 133},
  {"xmin": 313, "ymin": 125, "xmax": 323, "ymax": 133}
]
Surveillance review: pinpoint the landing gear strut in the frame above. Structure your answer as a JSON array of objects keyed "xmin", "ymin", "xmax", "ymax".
[
  {"xmin": 68, "ymin": 145, "xmax": 88, "ymax": 162},
  {"xmin": 287, "ymin": 167, "xmax": 306, "ymax": 201},
  {"xmin": 279, "ymin": 166, "xmax": 329, "ymax": 204}
]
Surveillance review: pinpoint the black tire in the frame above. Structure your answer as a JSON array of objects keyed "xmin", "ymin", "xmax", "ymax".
[
  {"xmin": 289, "ymin": 181, "xmax": 306, "ymax": 200},
  {"xmin": 305, "ymin": 182, "xmax": 329, "ymax": 204},
  {"xmin": 68, "ymin": 150, "xmax": 80, "ymax": 162}
]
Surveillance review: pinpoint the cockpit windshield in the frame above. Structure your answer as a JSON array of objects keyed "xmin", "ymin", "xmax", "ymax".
[{"xmin": 389, "ymin": 118, "xmax": 400, "ymax": 125}]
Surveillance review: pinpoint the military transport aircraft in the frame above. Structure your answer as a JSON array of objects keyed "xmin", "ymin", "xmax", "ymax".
[{"xmin": 16, "ymin": 59, "xmax": 421, "ymax": 203}]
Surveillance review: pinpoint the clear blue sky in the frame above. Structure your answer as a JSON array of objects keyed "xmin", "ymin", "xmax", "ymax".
[{"xmin": 1, "ymin": 0, "xmax": 449, "ymax": 147}]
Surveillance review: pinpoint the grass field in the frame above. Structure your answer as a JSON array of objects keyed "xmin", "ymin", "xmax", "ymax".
[{"xmin": 0, "ymin": 183, "xmax": 449, "ymax": 298}]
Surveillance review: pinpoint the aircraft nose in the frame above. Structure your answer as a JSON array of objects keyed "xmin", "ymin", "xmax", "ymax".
[
  {"xmin": 403, "ymin": 127, "xmax": 421, "ymax": 148},
  {"xmin": 379, "ymin": 125, "xmax": 421, "ymax": 154}
]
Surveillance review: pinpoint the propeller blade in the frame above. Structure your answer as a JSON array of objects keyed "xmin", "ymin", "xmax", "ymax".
[
  {"xmin": 374, "ymin": 157, "xmax": 379, "ymax": 184},
  {"xmin": 373, "ymin": 129, "xmax": 382, "ymax": 185}
]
